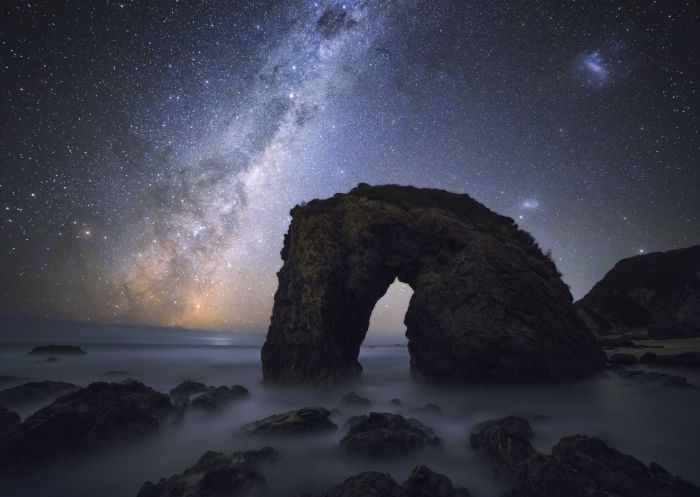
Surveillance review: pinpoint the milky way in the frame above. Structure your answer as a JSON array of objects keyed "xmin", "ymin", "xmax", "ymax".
[{"xmin": 1, "ymin": 1, "xmax": 698, "ymax": 332}]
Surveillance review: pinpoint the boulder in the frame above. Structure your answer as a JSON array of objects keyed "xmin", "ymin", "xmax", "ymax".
[
  {"xmin": 240, "ymin": 407, "xmax": 337, "ymax": 436},
  {"xmin": 639, "ymin": 352, "xmax": 700, "ymax": 368},
  {"xmin": 262, "ymin": 184, "xmax": 604, "ymax": 385},
  {"xmin": 340, "ymin": 392, "xmax": 371, "ymax": 407},
  {"xmin": 301, "ymin": 466, "xmax": 469, "ymax": 497},
  {"xmin": 0, "ymin": 380, "xmax": 79, "ymax": 408},
  {"xmin": 0, "ymin": 380, "xmax": 174, "ymax": 467},
  {"xmin": 26, "ymin": 345, "xmax": 85, "ymax": 355},
  {"xmin": 576, "ymin": 245, "xmax": 700, "ymax": 338},
  {"xmin": 169, "ymin": 380, "xmax": 208, "ymax": 407},
  {"xmin": 340, "ymin": 412, "xmax": 440, "ymax": 459},
  {"xmin": 189, "ymin": 385, "xmax": 249, "ymax": 411},
  {"xmin": 470, "ymin": 416, "xmax": 700, "ymax": 497},
  {"xmin": 137, "ymin": 447, "xmax": 276, "ymax": 497}
]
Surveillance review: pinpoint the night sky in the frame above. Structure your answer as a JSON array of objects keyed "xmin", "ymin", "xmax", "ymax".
[{"xmin": 1, "ymin": 1, "xmax": 698, "ymax": 333}]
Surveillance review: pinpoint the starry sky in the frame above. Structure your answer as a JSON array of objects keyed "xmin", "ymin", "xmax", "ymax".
[{"xmin": 1, "ymin": 1, "xmax": 698, "ymax": 334}]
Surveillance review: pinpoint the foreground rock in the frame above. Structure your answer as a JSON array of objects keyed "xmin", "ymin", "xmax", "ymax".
[
  {"xmin": 240, "ymin": 407, "xmax": 337, "ymax": 436},
  {"xmin": 470, "ymin": 416, "xmax": 700, "ymax": 497},
  {"xmin": 262, "ymin": 184, "xmax": 604, "ymax": 385},
  {"xmin": 0, "ymin": 380, "xmax": 78, "ymax": 408},
  {"xmin": 137, "ymin": 447, "xmax": 276, "ymax": 497},
  {"xmin": 576, "ymin": 245, "xmax": 700, "ymax": 339},
  {"xmin": 341, "ymin": 412, "xmax": 440, "ymax": 459},
  {"xmin": 0, "ymin": 380, "xmax": 174, "ymax": 466},
  {"xmin": 639, "ymin": 352, "xmax": 700, "ymax": 368},
  {"xmin": 303, "ymin": 466, "xmax": 469, "ymax": 497},
  {"xmin": 169, "ymin": 380, "xmax": 209, "ymax": 407},
  {"xmin": 26, "ymin": 345, "xmax": 86, "ymax": 355}
]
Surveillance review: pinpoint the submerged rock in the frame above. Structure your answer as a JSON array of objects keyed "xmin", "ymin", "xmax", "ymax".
[
  {"xmin": 26, "ymin": 345, "xmax": 86, "ymax": 355},
  {"xmin": 639, "ymin": 352, "xmax": 700, "ymax": 368},
  {"xmin": 262, "ymin": 184, "xmax": 604, "ymax": 385},
  {"xmin": 240, "ymin": 407, "xmax": 337, "ymax": 436},
  {"xmin": 340, "ymin": 392, "xmax": 371, "ymax": 407},
  {"xmin": 0, "ymin": 380, "xmax": 78, "ymax": 408},
  {"xmin": 137, "ymin": 447, "xmax": 276, "ymax": 497},
  {"xmin": 189, "ymin": 385, "xmax": 249, "ymax": 411},
  {"xmin": 303, "ymin": 466, "xmax": 469, "ymax": 497},
  {"xmin": 576, "ymin": 245, "xmax": 700, "ymax": 339},
  {"xmin": 340, "ymin": 412, "xmax": 440, "ymax": 459},
  {"xmin": 470, "ymin": 416, "xmax": 700, "ymax": 497},
  {"xmin": 169, "ymin": 381, "xmax": 249, "ymax": 411},
  {"xmin": 0, "ymin": 380, "xmax": 174, "ymax": 467},
  {"xmin": 615, "ymin": 368, "xmax": 693, "ymax": 388}
]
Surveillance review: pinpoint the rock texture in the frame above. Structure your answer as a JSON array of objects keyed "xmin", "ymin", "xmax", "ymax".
[
  {"xmin": 240, "ymin": 407, "xmax": 337, "ymax": 436},
  {"xmin": 0, "ymin": 380, "xmax": 78, "ymax": 408},
  {"xmin": 262, "ymin": 184, "xmax": 604, "ymax": 385},
  {"xmin": 0, "ymin": 380, "xmax": 173, "ymax": 467},
  {"xmin": 340, "ymin": 412, "xmax": 440, "ymax": 459},
  {"xmin": 137, "ymin": 447, "xmax": 276, "ymax": 497},
  {"xmin": 303, "ymin": 466, "xmax": 469, "ymax": 497},
  {"xmin": 576, "ymin": 245, "xmax": 700, "ymax": 338},
  {"xmin": 470, "ymin": 416, "xmax": 700, "ymax": 497}
]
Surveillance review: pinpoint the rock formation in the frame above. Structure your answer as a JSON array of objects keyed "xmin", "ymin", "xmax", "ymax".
[
  {"xmin": 303, "ymin": 466, "xmax": 470, "ymax": 497},
  {"xmin": 137, "ymin": 447, "xmax": 277, "ymax": 497},
  {"xmin": 240, "ymin": 407, "xmax": 337, "ymax": 436},
  {"xmin": 340, "ymin": 412, "xmax": 440, "ymax": 459},
  {"xmin": 576, "ymin": 245, "xmax": 700, "ymax": 338},
  {"xmin": 0, "ymin": 380, "xmax": 173, "ymax": 467},
  {"xmin": 262, "ymin": 183, "xmax": 604, "ymax": 385},
  {"xmin": 470, "ymin": 416, "xmax": 700, "ymax": 497},
  {"xmin": 0, "ymin": 380, "xmax": 78, "ymax": 408}
]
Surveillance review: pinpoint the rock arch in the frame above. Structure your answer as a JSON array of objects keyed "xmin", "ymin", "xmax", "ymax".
[{"xmin": 261, "ymin": 184, "xmax": 604, "ymax": 385}]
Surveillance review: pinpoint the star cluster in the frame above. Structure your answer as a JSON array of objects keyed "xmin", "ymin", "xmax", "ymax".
[{"xmin": 1, "ymin": 1, "xmax": 698, "ymax": 332}]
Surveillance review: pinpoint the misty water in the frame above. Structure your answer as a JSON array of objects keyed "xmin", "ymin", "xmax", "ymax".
[{"xmin": 1, "ymin": 329, "xmax": 700, "ymax": 497}]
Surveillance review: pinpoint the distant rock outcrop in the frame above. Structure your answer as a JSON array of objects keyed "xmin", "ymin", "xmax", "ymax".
[
  {"xmin": 26, "ymin": 345, "xmax": 86, "ymax": 355},
  {"xmin": 0, "ymin": 380, "xmax": 173, "ymax": 467},
  {"xmin": 262, "ymin": 184, "xmax": 604, "ymax": 385},
  {"xmin": 576, "ymin": 245, "xmax": 700, "ymax": 338},
  {"xmin": 470, "ymin": 416, "xmax": 700, "ymax": 497}
]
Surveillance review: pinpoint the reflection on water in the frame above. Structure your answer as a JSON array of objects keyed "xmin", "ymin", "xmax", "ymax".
[{"xmin": 0, "ymin": 339, "xmax": 699, "ymax": 497}]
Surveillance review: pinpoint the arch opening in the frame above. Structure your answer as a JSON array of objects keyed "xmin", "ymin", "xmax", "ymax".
[{"xmin": 365, "ymin": 279, "xmax": 413, "ymax": 345}]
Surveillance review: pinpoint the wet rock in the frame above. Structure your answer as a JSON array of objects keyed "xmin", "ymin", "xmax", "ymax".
[
  {"xmin": 340, "ymin": 392, "xmax": 371, "ymax": 407},
  {"xmin": 412, "ymin": 403, "xmax": 443, "ymax": 415},
  {"xmin": 169, "ymin": 380, "xmax": 208, "ymax": 407},
  {"xmin": 0, "ymin": 380, "xmax": 79, "ymax": 408},
  {"xmin": 576, "ymin": 245, "xmax": 700, "ymax": 339},
  {"xmin": 137, "ymin": 447, "xmax": 276, "ymax": 497},
  {"xmin": 402, "ymin": 465, "xmax": 471, "ymax": 497},
  {"xmin": 639, "ymin": 352, "xmax": 700, "ymax": 368},
  {"xmin": 340, "ymin": 412, "xmax": 440, "ymax": 459},
  {"xmin": 470, "ymin": 416, "xmax": 700, "ymax": 497},
  {"xmin": 608, "ymin": 353, "xmax": 638, "ymax": 365},
  {"xmin": 262, "ymin": 184, "xmax": 604, "ymax": 385},
  {"xmin": 26, "ymin": 345, "xmax": 85, "ymax": 355},
  {"xmin": 240, "ymin": 407, "xmax": 337, "ymax": 436},
  {"xmin": 389, "ymin": 398, "xmax": 401, "ymax": 406},
  {"xmin": 189, "ymin": 385, "xmax": 249, "ymax": 411},
  {"xmin": 302, "ymin": 466, "xmax": 469, "ymax": 497},
  {"xmin": 0, "ymin": 380, "xmax": 174, "ymax": 467}
]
